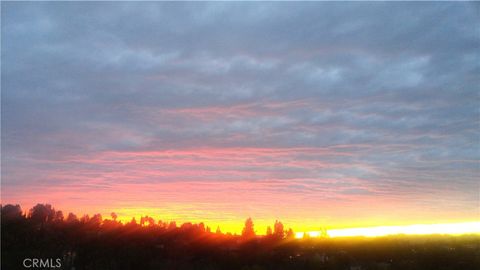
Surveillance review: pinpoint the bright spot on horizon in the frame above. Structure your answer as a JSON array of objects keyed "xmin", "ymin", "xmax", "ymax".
[{"xmin": 295, "ymin": 222, "xmax": 480, "ymax": 238}]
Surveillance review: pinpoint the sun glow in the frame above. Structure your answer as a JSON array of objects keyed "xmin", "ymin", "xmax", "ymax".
[{"xmin": 295, "ymin": 222, "xmax": 480, "ymax": 238}]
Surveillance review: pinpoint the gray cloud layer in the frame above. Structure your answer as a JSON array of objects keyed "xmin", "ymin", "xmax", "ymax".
[{"xmin": 2, "ymin": 2, "xmax": 479, "ymax": 218}]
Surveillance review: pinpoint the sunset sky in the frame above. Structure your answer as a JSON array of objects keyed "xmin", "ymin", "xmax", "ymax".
[{"xmin": 2, "ymin": 2, "xmax": 479, "ymax": 234}]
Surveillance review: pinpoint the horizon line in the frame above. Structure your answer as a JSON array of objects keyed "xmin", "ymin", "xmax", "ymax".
[{"xmin": 296, "ymin": 221, "xmax": 480, "ymax": 239}]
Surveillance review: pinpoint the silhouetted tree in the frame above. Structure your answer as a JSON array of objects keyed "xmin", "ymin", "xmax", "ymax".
[
  {"xmin": 110, "ymin": 212, "xmax": 118, "ymax": 221},
  {"xmin": 266, "ymin": 226, "xmax": 272, "ymax": 236},
  {"xmin": 148, "ymin": 216, "xmax": 155, "ymax": 226},
  {"xmin": 198, "ymin": 222, "xmax": 206, "ymax": 233},
  {"xmin": 1, "ymin": 204, "xmax": 23, "ymax": 221},
  {"xmin": 54, "ymin": 210, "xmax": 64, "ymax": 222},
  {"xmin": 80, "ymin": 214, "xmax": 90, "ymax": 223},
  {"xmin": 66, "ymin": 213, "xmax": 78, "ymax": 223},
  {"xmin": 158, "ymin": 220, "xmax": 166, "ymax": 228},
  {"xmin": 286, "ymin": 228, "xmax": 295, "ymax": 239},
  {"xmin": 90, "ymin": 214, "xmax": 102, "ymax": 225},
  {"xmin": 29, "ymin": 203, "xmax": 55, "ymax": 224},
  {"xmin": 273, "ymin": 220, "xmax": 284, "ymax": 239},
  {"xmin": 242, "ymin": 217, "xmax": 255, "ymax": 238},
  {"xmin": 181, "ymin": 222, "xmax": 193, "ymax": 230},
  {"xmin": 140, "ymin": 216, "xmax": 155, "ymax": 226},
  {"xmin": 128, "ymin": 217, "xmax": 137, "ymax": 226}
]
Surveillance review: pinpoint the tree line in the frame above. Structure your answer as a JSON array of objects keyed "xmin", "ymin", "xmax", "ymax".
[
  {"xmin": 2, "ymin": 203, "xmax": 298, "ymax": 270},
  {"xmin": 1, "ymin": 203, "xmax": 295, "ymax": 239}
]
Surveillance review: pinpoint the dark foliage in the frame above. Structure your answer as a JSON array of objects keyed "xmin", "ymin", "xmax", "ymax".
[{"xmin": 2, "ymin": 204, "xmax": 479, "ymax": 270}]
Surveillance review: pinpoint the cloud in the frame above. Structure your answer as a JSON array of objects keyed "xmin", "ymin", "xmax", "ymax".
[{"xmin": 2, "ymin": 2, "xmax": 479, "ymax": 225}]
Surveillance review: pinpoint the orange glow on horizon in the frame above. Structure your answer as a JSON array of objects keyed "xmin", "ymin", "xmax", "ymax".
[
  {"xmin": 7, "ymin": 201, "xmax": 479, "ymax": 238},
  {"xmin": 110, "ymin": 208, "xmax": 479, "ymax": 237},
  {"xmin": 8, "ymin": 201, "xmax": 478, "ymax": 238}
]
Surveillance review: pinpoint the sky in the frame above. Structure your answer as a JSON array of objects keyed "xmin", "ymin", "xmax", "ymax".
[{"xmin": 2, "ymin": 2, "xmax": 479, "ymax": 234}]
